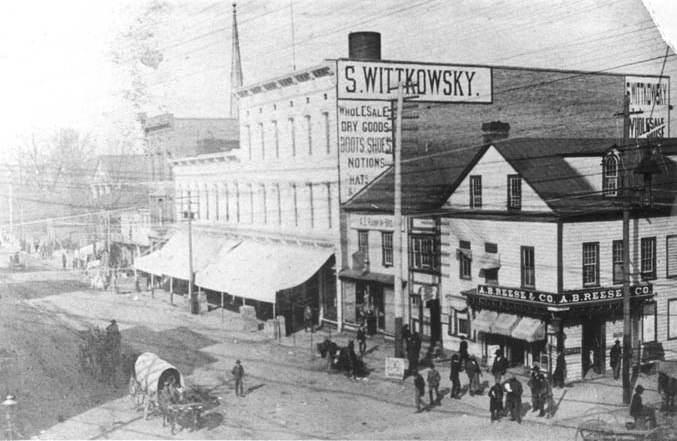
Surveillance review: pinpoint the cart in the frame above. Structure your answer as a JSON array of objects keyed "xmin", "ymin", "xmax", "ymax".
[{"xmin": 129, "ymin": 352, "xmax": 185, "ymax": 420}]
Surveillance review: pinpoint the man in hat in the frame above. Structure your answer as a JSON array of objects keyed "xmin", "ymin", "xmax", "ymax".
[
  {"xmin": 505, "ymin": 376, "xmax": 523, "ymax": 423},
  {"xmin": 630, "ymin": 384, "xmax": 656, "ymax": 429},
  {"xmin": 449, "ymin": 353, "xmax": 462, "ymax": 399},
  {"xmin": 231, "ymin": 360, "xmax": 245, "ymax": 397},
  {"xmin": 466, "ymin": 355, "xmax": 482, "ymax": 396},
  {"xmin": 528, "ymin": 365, "xmax": 542, "ymax": 412},
  {"xmin": 610, "ymin": 340, "xmax": 622, "ymax": 380},
  {"xmin": 491, "ymin": 349, "xmax": 508, "ymax": 384},
  {"xmin": 488, "ymin": 379, "xmax": 504, "ymax": 422},
  {"xmin": 413, "ymin": 369, "xmax": 426, "ymax": 412}
]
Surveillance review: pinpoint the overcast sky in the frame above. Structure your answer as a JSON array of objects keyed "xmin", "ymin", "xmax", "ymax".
[{"xmin": 0, "ymin": 0, "xmax": 675, "ymax": 160}]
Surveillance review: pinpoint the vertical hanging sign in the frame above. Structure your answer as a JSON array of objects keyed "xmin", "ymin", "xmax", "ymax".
[{"xmin": 336, "ymin": 59, "xmax": 492, "ymax": 202}]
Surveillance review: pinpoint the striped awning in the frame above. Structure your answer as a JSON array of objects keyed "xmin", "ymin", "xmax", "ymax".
[
  {"xmin": 472, "ymin": 309, "xmax": 498, "ymax": 334},
  {"xmin": 491, "ymin": 313, "xmax": 520, "ymax": 336},
  {"xmin": 511, "ymin": 317, "xmax": 546, "ymax": 343}
]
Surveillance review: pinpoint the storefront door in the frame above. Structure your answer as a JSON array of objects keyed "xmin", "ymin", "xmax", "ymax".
[
  {"xmin": 582, "ymin": 319, "xmax": 606, "ymax": 376},
  {"xmin": 426, "ymin": 298, "xmax": 441, "ymax": 344}
]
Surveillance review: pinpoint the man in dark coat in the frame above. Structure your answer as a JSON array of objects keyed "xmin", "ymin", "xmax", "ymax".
[
  {"xmin": 449, "ymin": 353, "xmax": 462, "ymax": 399},
  {"xmin": 610, "ymin": 340, "xmax": 622, "ymax": 380},
  {"xmin": 528, "ymin": 365, "xmax": 542, "ymax": 412},
  {"xmin": 413, "ymin": 370, "xmax": 426, "ymax": 412},
  {"xmin": 553, "ymin": 349, "xmax": 566, "ymax": 388},
  {"xmin": 491, "ymin": 349, "xmax": 508, "ymax": 384},
  {"xmin": 489, "ymin": 380, "xmax": 504, "ymax": 421},
  {"xmin": 466, "ymin": 356, "xmax": 482, "ymax": 396},
  {"xmin": 232, "ymin": 360, "xmax": 245, "ymax": 397},
  {"xmin": 356, "ymin": 326, "xmax": 367, "ymax": 356},
  {"xmin": 459, "ymin": 339, "xmax": 469, "ymax": 366},
  {"xmin": 408, "ymin": 331, "xmax": 421, "ymax": 374},
  {"xmin": 505, "ymin": 376, "xmax": 523, "ymax": 423},
  {"xmin": 630, "ymin": 384, "xmax": 656, "ymax": 429}
]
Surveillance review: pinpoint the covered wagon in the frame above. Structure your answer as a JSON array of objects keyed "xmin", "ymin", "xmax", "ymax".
[{"xmin": 129, "ymin": 352, "xmax": 185, "ymax": 419}]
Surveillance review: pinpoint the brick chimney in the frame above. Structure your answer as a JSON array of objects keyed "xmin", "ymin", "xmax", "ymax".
[{"xmin": 481, "ymin": 121, "xmax": 510, "ymax": 144}]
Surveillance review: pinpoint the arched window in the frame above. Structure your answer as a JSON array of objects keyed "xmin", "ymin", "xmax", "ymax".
[{"xmin": 602, "ymin": 154, "xmax": 618, "ymax": 196}]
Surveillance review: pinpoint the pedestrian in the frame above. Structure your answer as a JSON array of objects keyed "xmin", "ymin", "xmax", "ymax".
[
  {"xmin": 630, "ymin": 384, "xmax": 656, "ymax": 429},
  {"xmin": 413, "ymin": 370, "xmax": 426, "ymax": 412},
  {"xmin": 449, "ymin": 353, "xmax": 462, "ymax": 399},
  {"xmin": 427, "ymin": 362, "xmax": 441, "ymax": 405},
  {"xmin": 505, "ymin": 376, "xmax": 523, "ymax": 423},
  {"xmin": 304, "ymin": 305, "xmax": 313, "ymax": 332},
  {"xmin": 466, "ymin": 355, "xmax": 482, "ymax": 396},
  {"xmin": 610, "ymin": 340, "xmax": 622, "ymax": 380},
  {"xmin": 491, "ymin": 349, "xmax": 508, "ymax": 384},
  {"xmin": 459, "ymin": 338, "xmax": 469, "ymax": 366},
  {"xmin": 357, "ymin": 325, "xmax": 367, "ymax": 356},
  {"xmin": 489, "ymin": 379, "xmax": 504, "ymax": 421},
  {"xmin": 538, "ymin": 374, "xmax": 554, "ymax": 418},
  {"xmin": 528, "ymin": 365, "xmax": 542, "ymax": 412},
  {"xmin": 553, "ymin": 349, "xmax": 566, "ymax": 388},
  {"xmin": 232, "ymin": 360, "xmax": 245, "ymax": 397}
]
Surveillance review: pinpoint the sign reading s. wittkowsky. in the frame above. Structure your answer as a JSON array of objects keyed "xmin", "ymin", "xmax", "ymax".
[{"xmin": 336, "ymin": 60, "xmax": 492, "ymax": 202}]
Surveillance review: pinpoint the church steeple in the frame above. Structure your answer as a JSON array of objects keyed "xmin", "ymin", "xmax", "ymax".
[{"xmin": 230, "ymin": 2, "xmax": 243, "ymax": 118}]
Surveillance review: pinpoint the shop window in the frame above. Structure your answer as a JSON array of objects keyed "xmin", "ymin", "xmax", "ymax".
[
  {"xmin": 411, "ymin": 235, "xmax": 436, "ymax": 271},
  {"xmin": 602, "ymin": 154, "xmax": 618, "ymax": 196},
  {"xmin": 507, "ymin": 174, "xmax": 521, "ymax": 210},
  {"xmin": 469, "ymin": 175, "xmax": 482, "ymax": 208},
  {"xmin": 668, "ymin": 235, "xmax": 677, "ymax": 278},
  {"xmin": 521, "ymin": 246, "xmax": 535, "ymax": 288},
  {"xmin": 582, "ymin": 242, "xmax": 599, "ymax": 287},
  {"xmin": 642, "ymin": 302, "xmax": 657, "ymax": 343},
  {"xmin": 448, "ymin": 309, "xmax": 470, "ymax": 338},
  {"xmin": 612, "ymin": 240, "xmax": 624, "ymax": 284},
  {"xmin": 669, "ymin": 299, "xmax": 677, "ymax": 340},
  {"xmin": 382, "ymin": 232, "xmax": 393, "ymax": 267},
  {"xmin": 641, "ymin": 237, "xmax": 656, "ymax": 280},
  {"xmin": 459, "ymin": 240, "xmax": 471, "ymax": 280}
]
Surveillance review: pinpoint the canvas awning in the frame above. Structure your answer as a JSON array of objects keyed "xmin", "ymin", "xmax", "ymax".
[
  {"xmin": 133, "ymin": 231, "xmax": 228, "ymax": 280},
  {"xmin": 491, "ymin": 313, "xmax": 520, "ymax": 336},
  {"xmin": 195, "ymin": 240, "xmax": 334, "ymax": 304},
  {"xmin": 511, "ymin": 317, "xmax": 546, "ymax": 343},
  {"xmin": 446, "ymin": 295, "xmax": 468, "ymax": 311},
  {"xmin": 472, "ymin": 309, "xmax": 498, "ymax": 334},
  {"xmin": 477, "ymin": 253, "xmax": 501, "ymax": 270}
]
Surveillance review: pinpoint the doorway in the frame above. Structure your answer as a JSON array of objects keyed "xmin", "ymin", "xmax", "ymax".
[{"xmin": 582, "ymin": 319, "xmax": 606, "ymax": 377}]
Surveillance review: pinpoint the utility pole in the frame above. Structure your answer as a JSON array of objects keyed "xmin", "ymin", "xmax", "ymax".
[
  {"xmin": 187, "ymin": 191, "xmax": 197, "ymax": 314},
  {"xmin": 393, "ymin": 81, "xmax": 404, "ymax": 358}
]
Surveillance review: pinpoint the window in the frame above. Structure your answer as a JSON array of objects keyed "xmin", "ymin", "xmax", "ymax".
[
  {"xmin": 459, "ymin": 240, "xmax": 471, "ymax": 280},
  {"xmin": 272, "ymin": 120, "xmax": 279, "ymax": 158},
  {"xmin": 214, "ymin": 184, "xmax": 219, "ymax": 221},
  {"xmin": 507, "ymin": 174, "xmax": 521, "ymax": 209},
  {"xmin": 521, "ymin": 246, "xmax": 535, "ymax": 288},
  {"xmin": 259, "ymin": 123, "xmax": 265, "ymax": 160},
  {"xmin": 668, "ymin": 235, "xmax": 677, "ymax": 278},
  {"xmin": 448, "ymin": 309, "xmax": 470, "ymax": 338},
  {"xmin": 326, "ymin": 183, "xmax": 332, "ymax": 229},
  {"xmin": 470, "ymin": 175, "xmax": 482, "ymax": 208},
  {"xmin": 602, "ymin": 154, "xmax": 618, "ymax": 196},
  {"xmin": 485, "ymin": 242, "xmax": 497, "ymax": 253},
  {"xmin": 204, "ymin": 186, "xmax": 210, "ymax": 220},
  {"xmin": 411, "ymin": 235, "xmax": 435, "ymax": 270},
  {"xmin": 248, "ymin": 183, "xmax": 254, "ymax": 223},
  {"xmin": 261, "ymin": 184, "xmax": 267, "ymax": 224},
  {"xmin": 276, "ymin": 183, "xmax": 282, "ymax": 225},
  {"xmin": 323, "ymin": 112, "xmax": 330, "ymax": 154},
  {"xmin": 289, "ymin": 118, "xmax": 296, "ymax": 157},
  {"xmin": 224, "ymin": 183, "xmax": 230, "ymax": 222},
  {"xmin": 292, "ymin": 183, "xmax": 298, "ymax": 226},
  {"xmin": 382, "ymin": 232, "xmax": 393, "ymax": 267},
  {"xmin": 582, "ymin": 242, "xmax": 599, "ymax": 287},
  {"xmin": 358, "ymin": 230, "xmax": 369, "ymax": 258},
  {"xmin": 641, "ymin": 237, "xmax": 656, "ymax": 280},
  {"xmin": 305, "ymin": 115, "xmax": 312, "ymax": 155},
  {"xmin": 641, "ymin": 302, "xmax": 657, "ymax": 343},
  {"xmin": 612, "ymin": 240, "xmax": 624, "ymax": 284},
  {"xmin": 246, "ymin": 125, "xmax": 252, "ymax": 160},
  {"xmin": 669, "ymin": 299, "xmax": 677, "ymax": 340},
  {"xmin": 235, "ymin": 182, "xmax": 240, "ymax": 223},
  {"xmin": 308, "ymin": 183, "xmax": 314, "ymax": 228}
]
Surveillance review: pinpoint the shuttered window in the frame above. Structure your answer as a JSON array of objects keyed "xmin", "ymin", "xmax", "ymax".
[{"xmin": 668, "ymin": 235, "xmax": 677, "ymax": 278}]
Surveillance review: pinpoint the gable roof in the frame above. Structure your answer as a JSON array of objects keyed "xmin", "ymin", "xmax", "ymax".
[{"xmin": 344, "ymin": 137, "xmax": 677, "ymax": 217}]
